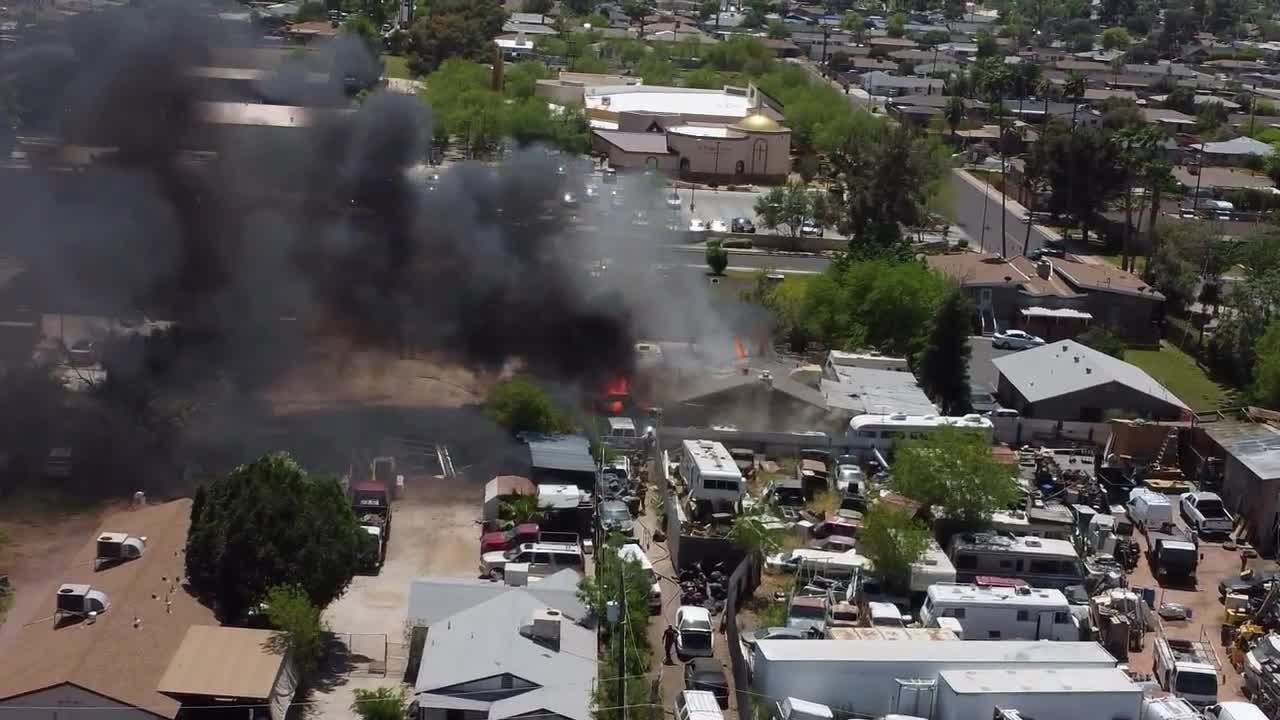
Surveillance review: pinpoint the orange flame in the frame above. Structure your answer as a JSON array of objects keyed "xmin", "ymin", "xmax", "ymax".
[{"xmin": 734, "ymin": 338, "xmax": 748, "ymax": 359}]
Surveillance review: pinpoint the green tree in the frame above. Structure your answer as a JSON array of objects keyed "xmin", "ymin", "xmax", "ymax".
[
  {"xmin": 1076, "ymin": 327, "xmax": 1127, "ymax": 359},
  {"xmin": 840, "ymin": 11, "xmax": 865, "ymax": 40},
  {"xmin": 799, "ymin": 259, "xmax": 951, "ymax": 356},
  {"xmin": 264, "ymin": 585, "xmax": 327, "ymax": 675},
  {"xmin": 699, "ymin": 0, "xmax": 720, "ymax": 22},
  {"xmin": 562, "ymin": 0, "xmax": 596, "ymax": 14},
  {"xmin": 1100, "ymin": 26, "xmax": 1132, "ymax": 49},
  {"xmin": 754, "ymin": 183, "xmax": 826, "ymax": 247},
  {"xmin": 504, "ymin": 61, "xmax": 550, "ymax": 99},
  {"xmin": 975, "ymin": 30, "xmax": 999, "ymax": 58},
  {"xmin": 886, "ymin": 12, "xmax": 906, "ymax": 37},
  {"xmin": 1250, "ymin": 320, "xmax": 1280, "ymax": 409},
  {"xmin": 185, "ymin": 453, "xmax": 365, "ymax": 620},
  {"xmin": 485, "ymin": 375, "xmax": 571, "ymax": 434},
  {"xmin": 767, "ymin": 19, "xmax": 790, "ymax": 38},
  {"xmin": 499, "ymin": 494, "xmax": 546, "ymax": 525},
  {"xmin": 1024, "ymin": 123, "xmax": 1125, "ymax": 243},
  {"xmin": 705, "ymin": 240, "xmax": 729, "ymax": 275},
  {"xmin": 295, "ymin": 1, "xmax": 328, "ymax": 21},
  {"xmin": 407, "ymin": 0, "xmax": 506, "ymax": 74},
  {"xmin": 636, "ymin": 56, "xmax": 676, "ymax": 85},
  {"xmin": 352, "ymin": 687, "xmax": 409, "ymax": 720},
  {"xmin": 916, "ymin": 289, "xmax": 973, "ymax": 415},
  {"xmin": 891, "ymin": 427, "xmax": 1019, "ymax": 526},
  {"xmin": 859, "ymin": 505, "xmax": 930, "ymax": 593},
  {"xmin": 683, "ymin": 68, "xmax": 725, "ymax": 89},
  {"xmin": 943, "ymin": 95, "xmax": 966, "ymax": 139},
  {"xmin": 728, "ymin": 508, "xmax": 784, "ymax": 558},
  {"xmin": 523, "ymin": 0, "xmax": 553, "ymax": 13},
  {"xmin": 580, "ymin": 539, "xmax": 653, "ymax": 720}
]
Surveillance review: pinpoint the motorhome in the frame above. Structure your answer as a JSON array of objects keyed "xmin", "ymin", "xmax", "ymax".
[
  {"xmin": 680, "ymin": 439, "xmax": 745, "ymax": 511},
  {"xmin": 949, "ymin": 533, "xmax": 1085, "ymax": 589},
  {"xmin": 604, "ymin": 416, "xmax": 642, "ymax": 449},
  {"xmin": 919, "ymin": 584, "xmax": 1080, "ymax": 641},
  {"xmin": 989, "ymin": 505, "xmax": 1075, "ymax": 542},
  {"xmin": 908, "ymin": 540, "xmax": 957, "ymax": 599},
  {"xmin": 824, "ymin": 350, "xmax": 910, "ymax": 379},
  {"xmin": 847, "ymin": 413, "xmax": 995, "ymax": 456}
]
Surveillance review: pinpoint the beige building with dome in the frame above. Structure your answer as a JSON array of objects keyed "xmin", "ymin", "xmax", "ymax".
[{"xmin": 571, "ymin": 80, "xmax": 793, "ymax": 183}]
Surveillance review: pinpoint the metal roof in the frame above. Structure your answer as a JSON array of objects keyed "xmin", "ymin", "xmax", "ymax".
[
  {"xmin": 1201, "ymin": 418, "xmax": 1280, "ymax": 481},
  {"xmin": 157, "ymin": 626, "xmax": 288, "ymax": 700},
  {"xmin": 755, "ymin": 640, "xmax": 1117, "ymax": 663},
  {"xmin": 526, "ymin": 434, "xmax": 596, "ymax": 474},
  {"xmin": 992, "ymin": 340, "xmax": 1189, "ymax": 411},
  {"xmin": 820, "ymin": 367, "xmax": 936, "ymax": 416},
  {"xmin": 407, "ymin": 570, "xmax": 587, "ymax": 627},
  {"xmin": 940, "ymin": 667, "xmax": 1139, "ymax": 694}
]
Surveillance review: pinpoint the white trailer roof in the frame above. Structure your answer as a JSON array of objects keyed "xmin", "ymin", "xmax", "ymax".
[
  {"xmin": 681, "ymin": 439, "xmax": 743, "ymax": 478},
  {"xmin": 927, "ymin": 584, "xmax": 1070, "ymax": 608},
  {"xmin": 940, "ymin": 667, "xmax": 1139, "ymax": 694},
  {"xmin": 756, "ymin": 640, "xmax": 1116, "ymax": 664}
]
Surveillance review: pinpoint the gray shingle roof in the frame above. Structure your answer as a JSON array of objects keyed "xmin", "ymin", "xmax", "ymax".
[
  {"xmin": 820, "ymin": 368, "xmax": 936, "ymax": 416},
  {"xmin": 414, "ymin": 589, "xmax": 597, "ymax": 720},
  {"xmin": 1195, "ymin": 136, "xmax": 1276, "ymax": 156},
  {"xmin": 526, "ymin": 434, "xmax": 597, "ymax": 474},
  {"xmin": 408, "ymin": 570, "xmax": 587, "ymax": 627},
  {"xmin": 992, "ymin": 340, "xmax": 1189, "ymax": 410},
  {"xmin": 592, "ymin": 130, "xmax": 671, "ymax": 154}
]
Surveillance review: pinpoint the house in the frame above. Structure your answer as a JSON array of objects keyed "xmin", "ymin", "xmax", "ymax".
[
  {"xmin": 0, "ymin": 500, "xmax": 288, "ymax": 720},
  {"xmin": 1140, "ymin": 107, "xmax": 1198, "ymax": 131},
  {"xmin": 819, "ymin": 365, "xmax": 937, "ymax": 417},
  {"xmin": 495, "ymin": 33, "xmax": 536, "ymax": 61},
  {"xmin": 156, "ymin": 626, "xmax": 299, "ymax": 720},
  {"xmin": 860, "ymin": 71, "xmax": 943, "ymax": 97},
  {"xmin": 407, "ymin": 570, "xmax": 589, "ymax": 628},
  {"xmin": 925, "ymin": 252, "xmax": 1165, "ymax": 343},
  {"xmin": 525, "ymin": 434, "xmax": 596, "ymax": 489},
  {"xmin": 661, "ymin": 367, "xmax": 847, "ymax": 432},
  {"xmin": 1190, "ymin": 136, "xmax": 1276, "ymax": 166},
  {"xmin": 413, "ymin": 590, "xmax": 596, "ymax": 720},
  {"xmin": 1172, "ymin": 165, "xmax": 1276, "ymax": 192},
  {"xmin": 1195, "ymin": 410, "xmax": 1280, "ymax": 553},
  {"xmin": 992, "ymin": 340, "xmax": 1190, "ymax": 422}
]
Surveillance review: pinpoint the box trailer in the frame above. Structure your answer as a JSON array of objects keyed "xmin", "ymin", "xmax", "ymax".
[
  {"xmin": 750, "ymin": 640, "xmax": 1118, "ymax": 718},
  {"xmin": 933, "ymin": 667, "xmax": 1142, "ymax": 720}
]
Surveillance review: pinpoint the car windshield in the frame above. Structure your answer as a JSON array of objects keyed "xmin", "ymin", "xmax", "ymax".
[
  {"xmin": 601, "ymin": 505, "xmax": 629, "ymax": 522},
  {"xmin": 1175, "ymin": 672, "xmax": 1217, "ymax": 697},
  {"xmin": 789, "ymin": 604, "xmax": 825, "ymax": 619}
]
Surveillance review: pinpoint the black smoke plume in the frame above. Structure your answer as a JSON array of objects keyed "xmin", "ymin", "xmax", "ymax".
[{"xmin": 0, "ymin": 2, "xmax": 634, "ymax": 387}]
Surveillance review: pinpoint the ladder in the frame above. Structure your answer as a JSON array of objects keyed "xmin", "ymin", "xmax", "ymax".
[{"xmin": 1155, "ymin": 428, "xmax": 1178, "ymax": 467}]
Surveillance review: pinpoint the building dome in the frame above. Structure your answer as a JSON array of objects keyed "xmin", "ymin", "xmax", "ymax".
[{"xmin": 731, "ymin": 113, "xmax": 787, "ymax": 133}]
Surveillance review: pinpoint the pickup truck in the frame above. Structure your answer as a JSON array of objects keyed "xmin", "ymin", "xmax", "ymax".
[{"xmin": 1180, "ymin": 492, "xmax": 1234, "ymax": 536}]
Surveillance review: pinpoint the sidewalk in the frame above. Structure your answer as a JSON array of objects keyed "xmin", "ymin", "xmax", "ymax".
[{"xmin": 954, "ymin": 166, "xmax": 1064, "ymax": 244}]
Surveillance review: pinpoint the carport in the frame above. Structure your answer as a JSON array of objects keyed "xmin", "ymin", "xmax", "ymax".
[{"xmin": 157, "ymin": 626, "xmax": 299, "ymax": 720}]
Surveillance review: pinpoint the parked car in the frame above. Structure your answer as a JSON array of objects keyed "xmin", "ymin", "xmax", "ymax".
[
  {"xmin": 800, "ymin": 221, "xmax": 823, "ymax": 237},
  {"xmin": 684, "ymin": 658, "xmax": 730, "ymax": 708},
  {"xmin": 710, "ymin": 219, "xmax": 729, "ymax": 233},
  {"xmin": 479, "ymin": 541, "xmax": 584, "ymax": 579},
  {"xmin": 689, "ymin": 218, "xmax": 708, "ymax": 232},
  {"xmin": 584, "ymin": 185, "xmax": 599, "ymax": 201},
  {"xmin": 562, "ymin": 191, "xmax": 579, "ymax": 208},
  {"xmin": 675, "ymin": 606, "xmax": 715, "ymax": 659},
  {"xmin": 991, "ymin": 329, "xmax": 1045, "ymax": 350},
  {"xmin": 1181, "ymin": 491, "xmax": 1234, "ymax": 536},
  {"xmin": 731, "ymin": 217, "xmax": 755, "ymax": 233},
  {"xmin": 666, "ymin": 191, "xmax": 682, "ymax": 208},
  {"xmin": 480, "ymin": 522, "xmax": 540, "ymax": 553},
  {"xmin": 969, "ymin": 386, "xmax": 998, "ymax": 414},
  {"xmin": 599, "ymin": 499, "xmax": 635, "ymax": 538}
]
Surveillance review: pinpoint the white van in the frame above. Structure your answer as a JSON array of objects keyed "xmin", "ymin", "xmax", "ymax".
[
  {"xmin": 1128, "ymin": 488, "xmax": 1175, "ymax": 530},
  {"xmin": 1205, "ymin": 703, "xmax": 1268, "ymax": 720},
  {"xmin": 617, "ymin": 543, "xmax": 662, "ymax": 613},
  {"xmin": 674, "ymin": 691, "xmax": 724, "ymax": 720},
  {"xmin": 605, "ymin": 416, "xmax": 641, "ymax": 449}
]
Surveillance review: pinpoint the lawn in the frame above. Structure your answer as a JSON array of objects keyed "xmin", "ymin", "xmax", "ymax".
[
  {"xmin": 1098, "ymin": 254, "xmax": 1147, "ymax": 274},
  {"xmin": 1126, "ymin": 341, "xmax": 1227, "ymax": 412},
  {"xmin": 382, "ymin": 54, "xmax": 413, "ymax": 80}
]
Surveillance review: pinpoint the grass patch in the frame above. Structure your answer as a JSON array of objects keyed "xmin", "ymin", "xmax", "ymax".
[
  {"xmin": 1097, "ymin": 254, "xmax": 1147, "ymax": 274},
  {"xmin": 1126, "ymin": 341, "xmax": 1227, "ymax": 412},
  {"xmin": 382, "ymin": 54, "xmax": 414, "ymax": 80}
]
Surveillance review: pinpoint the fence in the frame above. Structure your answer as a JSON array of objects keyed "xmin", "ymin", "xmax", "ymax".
[
  {"xmin": 325, "ymin": 632, "xmax": 389, "ymax": 677},
  {"xmin": 991, "ymin": 416, "xmax": 1111, "ymax": 447},
  {"xmin": 724, "ymin": 553, "xmax": 762, "ymax": 720}
]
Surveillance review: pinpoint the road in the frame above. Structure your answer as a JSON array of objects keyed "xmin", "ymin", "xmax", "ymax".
[
  {"xmin": 949, "ymin": 169, "xmax": 1056, "ymax": 258},
  {"xmin": 968, "ymin": 335, "xmax": 1016, "ymax": 392},
  {"xmin": 661, "ymin": 245, "xmax": 831, "ymax": 274}
]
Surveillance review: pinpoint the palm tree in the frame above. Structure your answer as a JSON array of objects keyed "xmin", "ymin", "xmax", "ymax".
[
  {"xmin": 944, "ymin": 95, "xmax": 966, "ymax": 141},
  {"xmin": 499, "ymin": 494, "xmax": 545, "ymax": 525},
  {"xmin": 1110, "ymin": 126, "xmax": 1162, "ymax": 272},
  {"xmin": 1143, "ymin": 159, "xmax": 1174, "ymax": 272},
  {"xmin": 1063, "ymin": 70, "xmax": 1087, "ymax": 129}
]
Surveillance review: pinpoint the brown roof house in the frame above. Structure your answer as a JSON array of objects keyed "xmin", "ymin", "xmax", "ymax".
[
  {"xmin": 926, "ymin": 252, "xmax": 1165, "ymax": 344},
  {"xmin": 0, "ymin": 500, "xmax": 298, "ymax": 720}
]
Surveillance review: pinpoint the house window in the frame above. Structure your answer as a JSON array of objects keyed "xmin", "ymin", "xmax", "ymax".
[
  {"xmin": 679, "ymin": 157, "xmax": 691, "ymax": 172},
  {"xmin": 735, "ymin": 160, "xmax": 745, "ymax": 175},
  {"xmin": 502, "ymin": 675, "xmax": 515, "ymax": 689},
  {"xmin": 1016, "ymin": 610, "xmax": 1029, "ymax": 621}
]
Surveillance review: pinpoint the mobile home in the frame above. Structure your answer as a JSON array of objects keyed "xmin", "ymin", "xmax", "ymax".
[
  {"xmin": 847, "ymin": 413, "xmax": 995, "ymax": 456},
  {"xmin": 949, "ymin": 533, "xmax": 1085, "ymax": 589},
  {"xmin": 679, "ymin": 439, "xmax": 745, "ymax": 510},
  {"xmin": 919, "ymin": 584, "xmax": 1080, "ymax": 641}
]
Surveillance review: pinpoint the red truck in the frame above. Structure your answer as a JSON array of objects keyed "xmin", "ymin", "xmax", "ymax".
[
  {"xmin": 353, "ymin": 457, "xmax": 395, "ymax": 571},
  {"xmin": 481, "ymin": 523, "xmax": 541, "ymax": 554}
]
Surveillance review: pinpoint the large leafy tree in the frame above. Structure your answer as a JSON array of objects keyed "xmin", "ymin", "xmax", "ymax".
[
  {"xmin": 485, "ymin": 375, "xmax": 571, "ymax": 435},
  {"xmin": 859, "ymin": 504, "xmax": 931, "ymax": 593},
  {"xmin": 801, "ymin": 259, "xmax": 951, "ymax": 357},
  {"xmin": 1251, "ymin": 320, "xmax": 1280, "ymax": 410},
  {"xmin": 1025, "ymin": 123, "xmax": 1125, "ymax": 243},
  {"xmin": 891, "ymin": 427, "xmax": 1019, "ymax": 527},
  {"xmin": 408, "ymin": 0, "xmax": 506, "ymax": 75},
  {"xmin": 353, "ymin": 688, "xmax": 409, "ymax": 720},
  {"xmin": 753, "ymin": 183, "xmax": 829, "ymax": 245},
  {"xmin": 185, "ymin": 453, "xmax": 365, "ymax": 620},
  {"xmin": 264, "ymin": 585, "xmax": 327, "ymax": 674},
  {"xmin": 916, "ymin": 289, "xmax": 974, "ymax": 415}
]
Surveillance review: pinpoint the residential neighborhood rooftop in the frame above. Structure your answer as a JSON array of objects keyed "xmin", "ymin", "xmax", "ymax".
[{"xmin": 992, "ymin": 340, "xmax": 1189, "ymax": 410}]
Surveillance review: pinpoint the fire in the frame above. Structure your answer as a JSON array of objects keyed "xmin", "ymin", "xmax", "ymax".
[{"xmin": 734, "ymin": 337, "xmax": 748, "ymax": 359}]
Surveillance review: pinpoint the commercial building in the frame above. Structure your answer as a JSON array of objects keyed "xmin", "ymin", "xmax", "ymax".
[
  {"xmin": 993, "ymin": 340, "xmax": 1190, "ymax": 421},
  {"xmin": 0, "ymin": 500, "xmax": 296, "ymax": 720}
]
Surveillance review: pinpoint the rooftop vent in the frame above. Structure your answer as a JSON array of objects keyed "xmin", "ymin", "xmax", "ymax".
[
  {"xmin": 530, "ymin": 608, "xmax": 562, "ymax": 648},
  {"xmin": 1023, "ymin": 538, "xmax": 1042, "ymax": 548},
  {"xmin": 55, "ymin": 583, "xmax": 110, "ymax": 624}
]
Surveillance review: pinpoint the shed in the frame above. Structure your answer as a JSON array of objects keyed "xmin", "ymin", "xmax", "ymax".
[
  {"xmin": 157, "ymin": 626, "xmax": 298, "ymax": 720},
  {"xmin": 1198, "ymin": 414, "xmax": 1280, "ymax": 553},
  {"xmin": 525, "ymin": 434, "xmax": 596, "ymax": 489},
  {"xmin": 484, "ymin": 475, "xmax": 536, "ymax": 521}
]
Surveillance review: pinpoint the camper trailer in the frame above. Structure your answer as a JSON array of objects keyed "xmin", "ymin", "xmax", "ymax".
[
  {"xmin": 680, "ymin": 439, "xmax": 745, "ymax": 512},
  {"xmin": 949, "ymin": 533, "xmax": 1085, "ymax": 589},
  {"xmin": 847, "ymin": 413, "xmax": 994, "ymax": 457},
  {"xmin": 919, "ymin": 584, "xmax": 1080, "ymax": 641}
]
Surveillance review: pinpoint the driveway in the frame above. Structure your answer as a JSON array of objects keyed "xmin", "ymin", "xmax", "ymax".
[{"xmin": 969, "ymin": 335, "xmax": 1016, "ymax": 392}]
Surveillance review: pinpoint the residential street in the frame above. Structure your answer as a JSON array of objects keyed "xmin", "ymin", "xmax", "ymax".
[{"xmin": 949, "ymin": 168, "xmax": 1057, "ymax": 258}]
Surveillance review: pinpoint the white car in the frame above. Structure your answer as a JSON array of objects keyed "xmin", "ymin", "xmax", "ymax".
[
  {"xmin": 689, "ymin": 218, "xmax": 708, "ymax": 232},
  {"xmin": 991, "ymin": 329, "xmax": 1045, "ymax": 350},
  {"xmin": 666, "ymin": 191, "xmax": 682, "ymax": 208},
  {"xmin": 1180, "ymin": 491, "xmax": 1234, "ymax": 536},
  {"xmin": 1018, "ymin": 211, "xmax": 1032, "ymax": 224},
  {"xmin": 584, "ymin": 185, "xmax": 599, "ymax": 201},
  {"xmin": 709, "ymin": 219, "xmax": 729, "ymax": 233},
  {"xmin": 675, "ymin": 606, "xmax": 714, "ymax": 659}
]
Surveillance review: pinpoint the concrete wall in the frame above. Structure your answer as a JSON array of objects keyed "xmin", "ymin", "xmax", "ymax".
[{"xmin": 0, "ymin": 683, "xmax": 152, "ymax": 720}]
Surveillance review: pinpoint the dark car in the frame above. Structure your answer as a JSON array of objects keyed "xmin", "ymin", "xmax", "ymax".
[
  {"xmin": 684, "ymin": 657, "xmax": 730, "ymax": 708},
  {"xmin": 1219, "ymin": 571, "xmax": 1276, "ymax": 598},
  {"xmin": 731, "ymin": 217, "xmax": 756, "ymax": 233},
  {"xmin": 1030, "ymin": 245, "xmax": 1066, "ymax": 260}
]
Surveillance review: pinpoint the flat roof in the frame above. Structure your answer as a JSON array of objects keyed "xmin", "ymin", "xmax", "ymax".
[
  {"xmin": 1202, "ymin": 418, "xmax": 1280, "ymax": 480},
  {"xmin": 585, "ymin": 86, "xmax": 752, "ymax": 118},
  {"xmin": 952, "ymin": 533, "xmax": 1079, "ymax": 557},
  {"xmin": 941, "ymin": 667, "xmax": 1138, "ymax": 694},
  {"xmin": 526, "ymin": 434, "xmax": 596, "ymax": 474},
  {"xmin": 157, "ymin": 626, "xmax": 288, "ymax": 700},
  {"xmin": 927, "ymin": 584, "xmax": 1069, "ymax": 607},
  {"xmin": 820, "ymin": 368, "xmax": 936, "ymax": 416},
  {"xmin": 756, "ymin": 640, "xmax": 1116, "ymax": 664}
]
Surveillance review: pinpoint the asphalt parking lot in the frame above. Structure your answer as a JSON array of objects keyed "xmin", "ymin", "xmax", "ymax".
[{"xmin": 969, "ymin": 335, "xmax": 1017, "ymax": 392}]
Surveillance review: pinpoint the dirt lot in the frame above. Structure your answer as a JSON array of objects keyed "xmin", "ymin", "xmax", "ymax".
[
  {"xmin": 0, "ymin": 494, "xmax": 111, "ymax": 651},
  {"xmin": 1126, "ymin": 519, "xmax": 1248, "ymax": 701},
  {"xmin": 303, "ymin": 461, "xmax": 481, "ymax": 720}
]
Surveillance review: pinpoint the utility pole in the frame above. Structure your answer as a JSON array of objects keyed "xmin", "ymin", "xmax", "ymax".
[
  {"xmin": 616, "ymin": 562, "xmax": 627, "ymax": 720},
  {"xmin": 821, "ymin": 25, "xmax": 830, "ymax": 79}
]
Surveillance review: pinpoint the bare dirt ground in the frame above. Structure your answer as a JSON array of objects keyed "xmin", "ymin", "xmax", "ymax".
[
  {"xmin": 302, "ymin": 462, "xmax": 482, "ymax": 720},
  {"xmin": 0, "ymin": 495, "xmax": 112, "ymax": 651},
  {"xmin": 1126, "ymin": 520, "xmax": 1246, "ymax": 701}
]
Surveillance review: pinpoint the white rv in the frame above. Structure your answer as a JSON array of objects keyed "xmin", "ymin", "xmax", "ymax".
[
  {"xmin": 847, "ymin": 413, "xmax": 995, "ymax": 455},
  {"xmin": 824, "ymin": 350, "xmax": 910, "ymax": 378},
  {"xmin": 949, "ymin": 533, "xmax": 1085, "ymax": 589},
  {"xmin": 919, "ymin": 584, "xmax": 1080, "ymax": 641},
  {"xmin": 680, "ymin": 439, "xmax": 745, "ymax": 509},
  {"xmin": 909, "ymin": 540, "xmax": 957, "ymax": 598}
]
